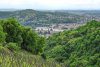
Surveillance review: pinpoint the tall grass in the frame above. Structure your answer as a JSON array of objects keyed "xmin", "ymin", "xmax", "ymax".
[{"xmin": 0, "ymin": 46, "xmax": 66, "ymax": 67}]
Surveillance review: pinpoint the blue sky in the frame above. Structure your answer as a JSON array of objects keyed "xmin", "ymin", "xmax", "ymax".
[{"xmin": 0, "ymin": 0, "xmax": 100, "ymax": 10}]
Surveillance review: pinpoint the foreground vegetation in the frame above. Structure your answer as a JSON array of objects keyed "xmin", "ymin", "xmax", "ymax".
[
  {"xmin": 0, "ymin": 46, "xmax": 66, "ymax": 67},
  {"xmin": 0, "ymin": 18, "xmax": 45, "ymax": 54},
  {"xmin": 43, "ymin": 20, "xmax": 100, "ymax": 67},
  {"xmin": 0, "ymin": 18, "xmax": 100, "ymax": 67},
  {"xmin": 0, "ymin": 18, "xmax": 65, "ymax": 67}
]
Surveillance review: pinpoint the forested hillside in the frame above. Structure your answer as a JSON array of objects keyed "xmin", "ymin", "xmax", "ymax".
[
  {"xmin": 0, "ymin": 18, "xmax": 100, "ymax": 67},
  {"xmin": 0, "ymin": 9, "xmax": 81, "ymax": 24},
  {"xmin": 0, "ymin": 18, "xmax": 67, "ymax": 67},
  {"xmin": 0, "ymin": 18, "xmax": 45, "ymax": 54},
  {"xmin": 43, "ymin": 20, "xmax": 100, "ymax": 67},
  {"xmin": 1, "ymin": 10, "xmax": 100, "ymax": 28}
]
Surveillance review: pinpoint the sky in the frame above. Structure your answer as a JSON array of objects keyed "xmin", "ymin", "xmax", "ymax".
[{"xmin": 0, "ymin": 0, "xmax": 100, "ymax": 10}]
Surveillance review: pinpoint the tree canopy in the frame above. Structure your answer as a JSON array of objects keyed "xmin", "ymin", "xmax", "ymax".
[
  {"xmin": 0, "ymin": 18, "xmax": 45, "ymax": 54},
  {"xmin": 43, "ymin": 20, "xmax": 100, "ymax": 67}
]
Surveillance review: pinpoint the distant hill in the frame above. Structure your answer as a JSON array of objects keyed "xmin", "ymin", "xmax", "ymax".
[
  {"xmin": 0, "ymin": 9, "xmax": 19, "ymax": 11},
  {"xmin": 0, "ymin": 9, "xmax": 100, "ymax": 28}
]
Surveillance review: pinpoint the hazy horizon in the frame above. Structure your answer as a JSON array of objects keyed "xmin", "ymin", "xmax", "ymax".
[
  {"xmin": 0, "ymin": 0, "xmax": 100, "ymax": 10},
  {"xmin": 1, "ymin": 8, "xmax": 100, "ymax": 11}
]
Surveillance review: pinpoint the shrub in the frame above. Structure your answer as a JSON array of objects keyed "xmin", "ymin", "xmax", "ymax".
[{"xmin": 6, "ymin": 42, "xmax": 20, "ymax": 51}]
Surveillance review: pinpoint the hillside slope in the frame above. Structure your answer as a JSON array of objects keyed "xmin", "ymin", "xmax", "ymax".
[
  {"xmin": 0, "ymin": 18, "xmax": 100, "ymax": 67},
  {"xmin": 0, "ymin": 45, "xmax": 66, "ymax": 67},
  {"xmin": 43, "ymin": 20, "xmax": 100, "ymax": 67},
  {"xmin": 0, "ymin": 9, "xmax": 90, "ymax": 28},
  {"xmin": 0, "ymin": 18, "xmax": 67, "ymax": 67}
]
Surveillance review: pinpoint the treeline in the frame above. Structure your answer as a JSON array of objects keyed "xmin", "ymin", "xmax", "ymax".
[
  {"xmin": 43, "ymin": 20, "xmax": 100, "ymax": 67},
  {"xmin": 0, "ymin": 18, "xmax": 45, "ymax": 54}
]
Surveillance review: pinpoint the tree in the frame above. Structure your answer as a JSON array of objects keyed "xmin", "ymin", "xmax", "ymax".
[{"xmin": 2, "ymin": 18, "xmax": 23, "ymax": 46}]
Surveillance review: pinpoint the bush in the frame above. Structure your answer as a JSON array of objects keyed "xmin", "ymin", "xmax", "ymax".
[{"xmin": 6, "ymin": 42, "xmax": 20, "ymax": 51}]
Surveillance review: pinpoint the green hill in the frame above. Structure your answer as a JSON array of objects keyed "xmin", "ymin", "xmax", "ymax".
[
  {"xmin": 43, "ymin": 20, "xmax": 100, "ymax": 67},
  {"xmin": 0, "ymin": 18, "xmax": 100, "ymax": 67},
  {"xmin": 1, "ymin": 9, "xmax": 100, "ymax": 28},
  {"xmin": 0, "ymin": 9, "xmax": 88, "ymax": 28}
]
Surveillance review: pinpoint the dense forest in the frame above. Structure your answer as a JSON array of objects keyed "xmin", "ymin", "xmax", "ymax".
[
  {"xmin": 43, "ymin": 20, "xmax": 100, "ymax": 67},
  {"xmin": 0, "ymin": 18, "xmax": 100, "ymax": 67},
  {"xmin": 0, "ymin": 18, "xmax": 67, "ymax": 67},
  {"xmin": 0, "ymin": 18, "xmax": 45, "ymax": 54}
]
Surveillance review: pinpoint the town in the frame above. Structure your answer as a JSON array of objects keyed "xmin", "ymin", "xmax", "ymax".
[{"xmin": 35, "ymin": 23, "xmax": 84, "ymax": 37}]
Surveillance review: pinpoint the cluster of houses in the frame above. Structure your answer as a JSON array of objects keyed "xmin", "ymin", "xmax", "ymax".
[{"xmin": 35, "ymin": 23, "xmax": 84, "ymax": 37}]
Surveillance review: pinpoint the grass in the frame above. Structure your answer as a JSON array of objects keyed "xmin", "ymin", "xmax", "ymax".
[{"xmin": 0, "ymin": 46, "xmax": 66, "ymax": 67}]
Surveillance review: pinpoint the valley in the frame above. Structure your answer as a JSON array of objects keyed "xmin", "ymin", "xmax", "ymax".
[
  {"xmin": 0, "ymin": 9, "xmax": 100, "ymax": 67},
  {"xmin": 0, "ymin": 9, "xmax": 100, "ymax": 36},
  {"xmin": 35, "ymin": 23, "xmax": 84, "ymax": 37}
]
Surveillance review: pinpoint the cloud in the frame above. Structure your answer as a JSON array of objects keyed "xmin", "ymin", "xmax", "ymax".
[{"xmin": 0, "ymin": 0, "xmax": 100, "ymax": 10}]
